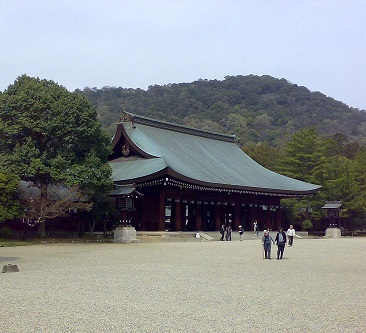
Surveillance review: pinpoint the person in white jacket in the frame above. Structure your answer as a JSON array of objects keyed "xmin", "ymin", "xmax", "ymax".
[{"xmin": 286, "ymin": 224, "xmax": 301, "ymax": 246}]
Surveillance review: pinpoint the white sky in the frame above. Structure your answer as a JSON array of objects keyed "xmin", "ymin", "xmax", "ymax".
[{"xmin": 1, "ymin": 0, "xmax": 366, "ymax": 110}]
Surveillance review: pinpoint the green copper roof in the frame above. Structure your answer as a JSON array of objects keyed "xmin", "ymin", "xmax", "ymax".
[
  {"xmin": 107, "ymin": 184, "xmax": 143, "ymax": 197},
  {"xmin": 110, "ymin": 113, "xmax": 321, "ymax": 195},
  {"xmin": 110, "ymin": 157, "xmax": 167, "ymax": 182}
]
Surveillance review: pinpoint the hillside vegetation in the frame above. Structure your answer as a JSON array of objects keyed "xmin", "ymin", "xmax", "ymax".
[
  {"xmin": 78, "ymin": 75, "xmax": 366, "ymax": 147},
  {"xmin": 2, "ymin": 74, "xmax": 366, "ymax": 233}
]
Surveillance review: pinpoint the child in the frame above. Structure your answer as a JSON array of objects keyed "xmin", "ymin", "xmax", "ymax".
[{"xmin": 238, "ymin": 225, "xmax": 244, "ymax": 241}]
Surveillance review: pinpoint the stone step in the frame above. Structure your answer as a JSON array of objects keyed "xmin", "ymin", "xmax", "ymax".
[{"xmin": 197, "ymin": 232, "xmax": 214, "ymax": 241}]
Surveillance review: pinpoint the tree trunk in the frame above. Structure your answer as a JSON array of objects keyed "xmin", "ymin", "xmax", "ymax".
[
  {"xmin": 23, "ymin": 222, "xmax": 28, "ymax": 241},
  {"xmin": 39, "ymin": 221, "xmax": 46, "ymax": 238},
  {"xmin": 88, "ymin": 216, "xmax": 96, "ymax": 238},
  {"xmin": 78, "ymin": 219, "xmax": 84, "ymax": 238},
  {"xmin": 38, "ymin": 186, "xmax": 47, "ymax": 237}
]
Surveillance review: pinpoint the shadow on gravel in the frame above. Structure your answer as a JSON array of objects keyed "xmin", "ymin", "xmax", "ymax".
[{"xmin": 0, "ymin": 256, "xmax": 20, "ymax": 262}]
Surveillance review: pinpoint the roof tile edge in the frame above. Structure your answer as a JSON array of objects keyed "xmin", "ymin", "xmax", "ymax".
[{"xmin": 119, "ymin": 111, "xmax": 237, "ymax": 143}]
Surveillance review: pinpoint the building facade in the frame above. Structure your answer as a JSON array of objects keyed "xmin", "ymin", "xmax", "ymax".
[{"xmin": 109, "ymin": 112, "xmax": 320, "ymax": 232}]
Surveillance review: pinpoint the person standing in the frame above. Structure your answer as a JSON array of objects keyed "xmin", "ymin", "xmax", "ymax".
[
  {"xmin": 220, "ymin": 224, "xmax": 226, "ymax": 241},
  {"xmin": 275, "ymin": 227, "xmax": 287, "ymax": 260},
  {"xmin": 238, "ymin": 225, "xmax": 244, "ymax": 241},
  {"xmin": 262, "ymin": 230, "xmax": 274, "ymax": 259},
  {"xmin": 286, "ymin": 224, "xmax": 298, "ymax": 246},
  {"xmin": 226, "ymin": 225, "xmax": 232, "ymax": 241},
  {"xmin": 253, "ymin": 220, "xmax": 259, "ymax": 236}
]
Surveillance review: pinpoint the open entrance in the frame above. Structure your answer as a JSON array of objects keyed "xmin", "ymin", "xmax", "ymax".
[
  {"xmin": 223, "ymin": 204, "xmax": 234, "ymax": 227},
  {"xmin": 183, "ymin": 202, "xmax": 196, "ymax": 231},
  {"xmin": 165, "ymin": 200, "xmax": 173, "ymax": 231}
]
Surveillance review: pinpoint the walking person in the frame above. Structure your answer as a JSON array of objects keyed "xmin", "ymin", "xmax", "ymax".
[
  {"xmin": 262, "ymin": 230, "xmax": 274, "ymax": 259},
  {"xmin": 238, "ymin": 225, "xmax": 244, "ymax": 241},
  {"xmin": 275, "ymin": 227, "xmax": 287, "ymax": 260},
  {"xmin": 226, "ymin": 225, "xmax": 232, "ymax": 241},
  {"xmin": 220, "ymin": 224, "xmax": 226, "ymax": 241},
  {"xmin": 286, "ymin": 224, "xmax": 298, "ymax": 246}
]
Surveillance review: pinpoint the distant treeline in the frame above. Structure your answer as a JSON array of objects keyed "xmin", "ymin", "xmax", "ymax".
[{"xmin": 78, "ymin": 75, "xmax": 366, "ymax": 147}]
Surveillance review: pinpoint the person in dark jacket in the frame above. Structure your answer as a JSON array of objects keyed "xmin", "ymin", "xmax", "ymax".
[
  {"xmin": 275, "ymin": 227, "xmax": 287, "ymax": 260},
  {"xmin": 226, "ymin": 225, "xmax": 232, "ymax": 241}
]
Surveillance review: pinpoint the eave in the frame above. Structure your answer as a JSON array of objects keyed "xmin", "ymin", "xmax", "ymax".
[{"xmin": 114, "ymin": 168, "xmax": 320, "ymax": 197}]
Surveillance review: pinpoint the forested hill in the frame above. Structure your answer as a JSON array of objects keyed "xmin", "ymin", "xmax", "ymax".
[{"xmin": 78, "ymin": 75, "xmax": 366, "ymax": 147}]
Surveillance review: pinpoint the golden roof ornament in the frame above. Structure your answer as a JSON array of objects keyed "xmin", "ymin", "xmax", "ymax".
[{"xmin": 119, "ymin": 111, "xmax": 134, "ymax": 123}]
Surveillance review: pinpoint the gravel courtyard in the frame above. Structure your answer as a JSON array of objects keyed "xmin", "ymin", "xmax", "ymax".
[{"xmin": 1, "ymin": 237, "xmax": 365, "ymax": 333}]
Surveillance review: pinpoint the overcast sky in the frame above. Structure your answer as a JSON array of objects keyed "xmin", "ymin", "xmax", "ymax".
[{"xmin": 1, "ymin": 0, "xmax": 366, "ymax": 110}]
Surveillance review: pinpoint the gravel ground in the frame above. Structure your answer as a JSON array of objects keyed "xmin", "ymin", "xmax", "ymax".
[{"xmin": 1, "ymin": 237, "xmax": 365, "ymax": 333}]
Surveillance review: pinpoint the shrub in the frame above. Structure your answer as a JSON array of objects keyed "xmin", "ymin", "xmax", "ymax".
[
  {"xmin": 0, "ymin": 226, "xmax": 13, "ymax": 238},
  {"xmin": 302, "ymin": 219, "xmax": 313, "ymax": 231}
]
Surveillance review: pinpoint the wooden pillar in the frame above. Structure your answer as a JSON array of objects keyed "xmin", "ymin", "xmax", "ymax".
[
  {"xmin": 234, "ymin": 203, "xmax": 241, "ymax": 231},
  {"xmin": 221, "ymin": 204, "xmax": 226, "ymax": 226},
  {"xmin": 139, "ymin": 197, "xmax": 146, "ymax": 230},
  {"xmin": 120, "ymin": 209, "xmax": 127, "ymax": 224},
  {"xmin": 174, "ymin": 199, "xmax": 181, "ymax": 231},
  {"xmin": 251, "ymin": 206, "xmax": 257, "ymax": 222},
  {"xmin": 277, "ymin": 207, "xmax": 282, "ymax": 229},
  {"xmin": 215, "ymin": 204, "xmax": 221, "ymax": 230},
  {"xmin": 266, "ymin": 206, "xmax": 271, "ymax": 230},
  {"xmin": 196, "ymin": 202, "xmax": 202, "ymax": 231}
]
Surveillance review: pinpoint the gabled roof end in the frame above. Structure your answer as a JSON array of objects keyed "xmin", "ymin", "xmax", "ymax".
[{"xmin": 119, "ymin": 111, "xmax": 237, "ymax": 143}]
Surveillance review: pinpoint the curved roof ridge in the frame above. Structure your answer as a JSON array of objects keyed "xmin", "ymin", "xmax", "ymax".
[{"xmin": 120, "ymin": 111, "xmax": 237, "ymax": 143}]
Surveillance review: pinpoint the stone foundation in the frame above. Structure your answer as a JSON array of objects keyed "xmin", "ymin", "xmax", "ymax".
[
  {"xmin": 325, "ymin": 227, "xmax": 341, "ymax": 238},
  {"xmin": 113, "ymin": 226, "xmax": 139, "ymax": 243}
]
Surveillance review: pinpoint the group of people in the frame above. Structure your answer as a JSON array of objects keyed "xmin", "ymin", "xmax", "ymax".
[
  {"xmin": 220, "ymin": 222, "xmax": 299, "ymax": 250},
  {"xmin": 220, "ymin": 224, "xmax": 233, "ymax": 241},
  {"xmin": 220, "ymin": 224, "xmax": 246, "ymax": 241},
  {"xmin": 219, "ymin": 223, "xmax": 300, "ymax": 260},
  {"xmin": 262, "ymin": 225, "xmax": 300, "ymax": 260}
]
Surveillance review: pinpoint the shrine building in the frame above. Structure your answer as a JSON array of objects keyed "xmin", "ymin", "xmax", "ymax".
[{"xmin": 108, "ymin": 112, "xmax": 321, "ymax": 232}]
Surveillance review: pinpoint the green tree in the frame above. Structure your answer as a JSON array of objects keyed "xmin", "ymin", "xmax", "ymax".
[
  {"xmin": 0, "ymin": 75, "xmax": 113, "ymax": 236},
  {"xmin": 277, "ymin": 128, "xmax": 326, "ymax": 228},
  {"xmin": 348, "ymin": 147, "xmax": 366, "ymax": 229},
  {"xmin": 312, "ymin": 135, "xmax": 364, "ymax": 229},
  {"xmin": 318, "ymin": 155, "xmax": 356, "ymax": 204},
  {"xmin": 328, "ymin": 133, "xmax": 360, "ymax": 159},
  {"xmin": 0, "ymin": 171, "xmax": 20, "ymax": 221},
  {"xmin": 302, "ymin": 219, "xmax": 313, "ymax": 231},
  {"xmin": 279, "ymin": 127, "xmax": 325, "ymax": 184},
  {"xmin": 88, "ymin": 193, "xmax": 119, "ymax": 237},
  {"xmin": 243, "ymin": 142, "xmax": 283, "ymax": 171}
]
